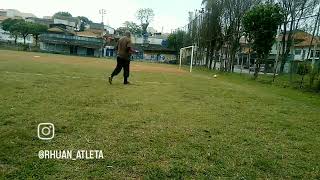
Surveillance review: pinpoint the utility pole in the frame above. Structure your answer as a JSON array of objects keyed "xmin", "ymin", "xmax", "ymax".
[
  {"xmin": 99, "ymin": 9, "xmax": 106, "ymax": 24},
  {"xmin": 99, "ymin": 9, "xmax": 106, "ymax": 58}
]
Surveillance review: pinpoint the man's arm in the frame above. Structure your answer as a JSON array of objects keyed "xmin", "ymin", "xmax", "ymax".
[{"xmin": 127, "ymin": 39, "xmax": 134, "ymax": 54}]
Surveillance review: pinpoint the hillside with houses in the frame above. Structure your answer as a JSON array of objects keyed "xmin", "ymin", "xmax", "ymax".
[{"xmin": 0, "ymin": 9, "xmax": 175, "ymax": 61}]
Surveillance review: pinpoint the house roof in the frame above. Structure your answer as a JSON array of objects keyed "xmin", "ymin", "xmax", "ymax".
[
  {"xmin": 85, "ymin": 29, "xmax": 104, "ymax": 35},
  {"xmin": 47, "ymin": 27, "xmax": 75, "ymax": 35},
  {"xmin": 26, "ymin": 17, "xmax": 53, "ymax": 27},
  {"xmin": 278, "ymin": 30, "xmax": 320, "ymax": 47},
  {"xmin": 295, "ymin": 36, "xmax": 320, "ymax": 47},
  {"xmin": 89, "ymin": 23, "xmax": 104, "ymax": 30},
  {"xmin": 48, "ymin": 27, "xmax": 65, "ymax": 33},
  {"xmin": 0, "ymin": 16, "xmax": 8, "ymax": 22},
  {"xmin": 53, "ymin": 16, "xmax": 79, "ymax": 23},
  {"xmin": 76, "ymin": 31, "xmax": 100, "ymax": 38},
  {"xmin": 0, "ymin": 16, "xmax": 23, "ymax": 22}
]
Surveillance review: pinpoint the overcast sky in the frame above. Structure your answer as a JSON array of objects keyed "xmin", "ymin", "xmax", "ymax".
[{"xmin": 2, "ymin": 0, "xmax": 203, "ymax": 33}]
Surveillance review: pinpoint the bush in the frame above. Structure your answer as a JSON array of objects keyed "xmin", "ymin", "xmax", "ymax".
[
  {"xmin": 297, "ymin": 62, "xmax": 311, "ymax": 75},
  {"xmin": 316, "ymin": 78, "xmax": 320, "ymax": 91},
  {"xmin": 309, "ymin": 64, "xmax": 319, "ymax": 87}
]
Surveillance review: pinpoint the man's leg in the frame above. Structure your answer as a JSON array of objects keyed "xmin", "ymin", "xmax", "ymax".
[
  {"xmin": 109, "ymin": 57, "xmax": 123, "ymax": 84},
  {"xmin": 123, "ymin": 60, "xmax": 130, "ymax": 84}
]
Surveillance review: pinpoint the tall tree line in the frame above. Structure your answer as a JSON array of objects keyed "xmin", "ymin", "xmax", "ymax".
[
  {"xmin": 170, "ymin": 0, "xmax": 263, "ymax": 72},
  {"xmin": 169, "ymin": 0, "xmax": 320, "ymax": 76}
]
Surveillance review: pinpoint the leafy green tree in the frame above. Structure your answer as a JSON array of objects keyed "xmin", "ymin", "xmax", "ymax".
[
  {"xmin": 14, "ymin": 21, "xmax": 33, "ymax": 44},
  {"xmin": 202, "ymin": 0, "xmax": 261, "ymax": 72},
  {"xmin": 123, "ymin": 21, "xmax": 142, "ymax": 36},
  {"xmin": 201, "ymin": 0, "xmax": 224, "ymax": 69},
  {"xmin": 168, "ymin": 30, "xmax": 187, "ymax": 58},
  {"xmin": 243, "ymin": 3, "xmax": 284, "ymax": 79},
  {"xmin": 30, "ymin": 23, "xmax": 48, "ymax": 46},
  {"xmin": 1, "ymin": 18, "xmax": 16, "ymax": 31},
  {"xmin": 1, "ymin": 18, "xmax": 24, "ymax": 44},
  {"xmin": 77, "ymin": 16, "xmax": 92, "ymax": 31},
  {"xmin": 115, "ymin": 27, "xmax": 129, "ymax": 36},
  {"xmin": 53, "ymin": 12, "xmax": 73, "ymax": 18}
]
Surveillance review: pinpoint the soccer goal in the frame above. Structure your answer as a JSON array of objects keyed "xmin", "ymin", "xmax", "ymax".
[{"xmin": 179, "ymin": 46, "xmax": 196, "ymax": 72}]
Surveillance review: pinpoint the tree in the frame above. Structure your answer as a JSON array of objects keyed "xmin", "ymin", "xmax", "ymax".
[
  {"xmin": 299, "ymin": 4, "xmax": 320, "ymax": 88},
  {"xmin": 123, "ymin": 21, "xmax": 142, "ymax": 36},
  {"xmin": 1, "ymin": 18, "xmax": 24, "ymax": 44},
  {"xmin": 243, "ymin": 3, "xmax": 284, "ymax": 79},
  {"xmin": 136, "ymin": 8, "xmax": 155, "ymax": 36},
  {"xmin": 168, "ymin": 30, "xmax": 188, "ymax": 58},
  {"xmin": 77, "ymin": 16, "xmax": 91, "ymax": 31},
  {"xmin": 115, "ymin": 27, "xmax": 129, "ymax": 36},
  {"xmin": 201, "ymin": 0, "xmax": 224, "ymax": 69},
  {"xmin": 201, "ymin": 0, "xmax": 261, "ymax": 71},
  {"xmin": 53, "ymin": 12, "xmax": 73, "ymax": 18},
  {"xmin": 30, "ymin": 23, "xmax": 48, "ymax": 46},
  {"xmin": 1, "ymin": 19, "xmax": 46, "ymax": 45},
  {"xmin": 278, "ymin": 0, "xmax": 318, "ymax": 73},
  {"xmin": 168, "ymin": 31, "xmax": 186, "ymax": 50},
  {"xmin": 15, "ymin": 21, "xmax": 33, "ymax": 44}
]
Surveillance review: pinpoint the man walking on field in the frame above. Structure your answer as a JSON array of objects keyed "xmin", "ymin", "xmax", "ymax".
[{"xmin": 108, "ymin": 31, "xmax": 133, "ymax": 85}]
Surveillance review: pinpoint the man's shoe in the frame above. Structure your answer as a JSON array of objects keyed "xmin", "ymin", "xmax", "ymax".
[
  {"xmin": 124, "ymin": 81, "xmax": 130, "ymax": 85},
  {"xmin": 108, "ymin": 76, "xmax": 113, "ymax": 85}
]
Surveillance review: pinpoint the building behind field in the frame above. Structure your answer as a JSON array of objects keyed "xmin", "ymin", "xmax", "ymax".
[
  {"xmin": 0, "ymin": 9, "xmax": 36, "ymax": 19},
  {"xmin": 131, "ymin": 43, "xmax": 176, "ymax": 62},
  {"xmin": 131, "ymin": 34, "xmax": 176, "ymax": 62},
  {"xmin": 103, "ymin": 32, "xmax": 176, "ymax": 61},
  {"xmin": 213, "ymin": 30, "xmax": 320, "ymax": 73},
  {"xmin": 25, "ymin": 17, "xmax": 54, "ymax": 28},
  {"xmin": 39, "ymin": 26, "xmax": 103, "ymax": 57}
]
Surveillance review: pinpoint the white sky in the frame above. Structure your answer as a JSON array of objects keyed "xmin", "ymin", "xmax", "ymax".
[{"xmin": 1, "ymin": 0, "xmax": 203, "ymax": 33}]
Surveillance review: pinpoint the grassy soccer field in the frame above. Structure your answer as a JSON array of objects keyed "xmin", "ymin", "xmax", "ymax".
[{"xmin": 0, "ymin": 50, "xmax": 320, "ymax": 179}]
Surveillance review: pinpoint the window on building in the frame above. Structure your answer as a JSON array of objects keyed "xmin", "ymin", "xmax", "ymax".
[
  {"xmin": 316, "ymin": 50, "xmax": 320, "ymax": 58},
  {"xmin": 295, "ymin": 50, "xmax": 302, "ymax": 55},
  {"xmin": 309, "ymin": 50, "xmax": 320, "ymax": 58}
]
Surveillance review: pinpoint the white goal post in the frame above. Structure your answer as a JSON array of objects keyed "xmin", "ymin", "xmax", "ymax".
[{"xmin": 179, "ymin": 46, "xmax": 196, "ymax": 72}]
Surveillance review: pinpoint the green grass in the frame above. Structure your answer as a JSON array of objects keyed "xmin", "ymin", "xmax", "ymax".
[{"xmin": 0, "ymin": 50, "xmax": 320, "ymax": 179}]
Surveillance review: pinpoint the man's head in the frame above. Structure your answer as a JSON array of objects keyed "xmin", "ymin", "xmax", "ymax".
[{"xmin": 125, "ymin": 31, "xmax": 131, "ymax": 38}]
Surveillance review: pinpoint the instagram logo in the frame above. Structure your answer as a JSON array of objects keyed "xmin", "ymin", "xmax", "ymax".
[{"xmin": 38, "ymin": 123, "xmax": 55, "ymax": 140}]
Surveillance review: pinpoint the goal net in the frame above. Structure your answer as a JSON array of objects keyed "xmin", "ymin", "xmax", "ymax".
[{"xmin": 179, "ymin": 46, "xmax": 196, "ymax": 72}]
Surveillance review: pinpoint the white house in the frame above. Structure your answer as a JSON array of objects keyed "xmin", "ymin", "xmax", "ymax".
[
  {"xmin": 53, "ymin": 17, "xmax": 80, "ymax": 30},
  {"xmin": 131, "ymin": 36, "xmax": 164, "ymax": 45},
  {"xmin": 278, "ymin": 31, "xmax": 320, "ymax": 61},
  {"xmin": 104, "ymin": 25, "xmax": 115, "ymax": 35},
  {"xmin": 273, "ymin": 31, "xmax": 320, "ymax": 72},
  {"xmin": 0, "ymin": 9, "xmax": 36, "ymax": 19}
]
